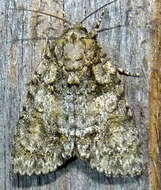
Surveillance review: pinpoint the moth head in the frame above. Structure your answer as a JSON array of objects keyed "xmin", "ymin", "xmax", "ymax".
[
  {"xmin": 36, "ymin": 1, "xmax": 117, "ymax": 85},
  {"xmin": 54, "ymin": 24, "xmax": 101, "ymax": 85}
]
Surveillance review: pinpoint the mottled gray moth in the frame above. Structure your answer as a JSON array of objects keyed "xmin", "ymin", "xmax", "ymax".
[{"xmin": 13, "ymin": 0, "xmax": 143, "ymax": 176}]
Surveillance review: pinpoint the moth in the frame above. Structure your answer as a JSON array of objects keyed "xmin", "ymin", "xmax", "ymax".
[{"xmin": 13, "ymin": 0, "xmax": 143, "ymax": 176}]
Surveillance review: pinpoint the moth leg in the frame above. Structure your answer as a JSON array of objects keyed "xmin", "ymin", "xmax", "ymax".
[
  {"xmin": 93, "ymin": 59, "xmax": 139, "ymax": 85},
  {"xmin": 117, "ymin": 67, "xmax": 140, "ymax": 77}
]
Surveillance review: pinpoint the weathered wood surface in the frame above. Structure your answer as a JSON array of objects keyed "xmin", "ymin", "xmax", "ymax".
[{"xmin": 0, "ymin": 0, "xmax": 152, "ymax": 189}]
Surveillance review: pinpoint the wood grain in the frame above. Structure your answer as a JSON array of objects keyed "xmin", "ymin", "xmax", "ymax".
[{"xmin": 149, "ymin": 0, "xmax": 161, "ymax": 189}]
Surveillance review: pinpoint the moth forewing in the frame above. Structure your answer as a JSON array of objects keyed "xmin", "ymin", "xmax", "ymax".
[{"xmin": 13, "ymin": 2, "xmax": 143, "ymax": 176}]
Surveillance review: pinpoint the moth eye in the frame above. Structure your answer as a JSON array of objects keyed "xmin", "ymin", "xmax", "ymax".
[{"xmin": 64, "ymin": 56, "xmax": 71, "ymax": 61}]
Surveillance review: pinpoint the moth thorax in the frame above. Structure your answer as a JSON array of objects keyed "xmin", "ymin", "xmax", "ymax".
[{"xmin": 67, "ymin": 72, "xmax": 80, "ymax": 85}]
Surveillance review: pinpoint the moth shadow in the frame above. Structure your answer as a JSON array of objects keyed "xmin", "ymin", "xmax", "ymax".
[{"xmin": 12, "ymin": 158, "xmax": 143, "ymax": 188}]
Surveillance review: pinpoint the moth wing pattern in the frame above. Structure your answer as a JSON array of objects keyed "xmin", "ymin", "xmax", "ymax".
[
  {"xmin": 74, "ymin": 60, "xmax": 143, "ymax": 176},
  {"xmin": 13, "ymin": 57, "xmax": 74, "ymax": 175},
  {"xmin": 13, "ymin": 22, "xmax": 143, "ymax": 176}
]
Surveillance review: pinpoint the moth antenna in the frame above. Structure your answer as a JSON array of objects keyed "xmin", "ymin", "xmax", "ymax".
[
  {"xmin": 9, "ymin": 8, "xmax": 71, "ymax": 25},
  {"xmin": 80, "ymin": 0, "xmax": 117, "ymax": 24},
  {"xmin": 98, "ymin": 24, "xmax": 124, "ymax": 33}
]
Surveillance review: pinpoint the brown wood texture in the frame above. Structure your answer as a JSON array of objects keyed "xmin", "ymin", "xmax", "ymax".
[
  {"xmin": 149, "ymin": 0, "xmax": 161, "ymax": 189},
  {"xmin": 0, "ymin": 0, "xmax": 153, "ymax": 189}
]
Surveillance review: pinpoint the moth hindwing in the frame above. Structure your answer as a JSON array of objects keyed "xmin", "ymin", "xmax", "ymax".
[{"xmin": 13, "ymin": 4, "xmax": 143, "ymax": 177}]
